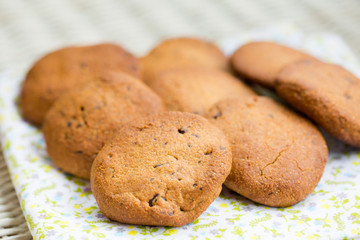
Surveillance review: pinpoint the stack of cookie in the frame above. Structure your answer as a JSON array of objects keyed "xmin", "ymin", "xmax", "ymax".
[{"xmin": 19, "ymin": 37, "xmax": 359, "ymax": 227}]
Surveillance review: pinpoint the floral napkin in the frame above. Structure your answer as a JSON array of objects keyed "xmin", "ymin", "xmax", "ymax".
[{"xmin": 1, "ymin": 24, "xmax": 360, "ymax": 239}]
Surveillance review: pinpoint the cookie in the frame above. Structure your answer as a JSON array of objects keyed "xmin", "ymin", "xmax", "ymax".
[
  {"xmin": 276, "ymin": 59, "xmax": 360, "ymax": 147},
  {"xmin": 91, "ymin": 111, "xmax": 232, "ymax": 226},
  {"xmin": 20, "ymin": 43, "xmax": 139, "ymax": 126},
  {"xmin": 43, "ymin": 71, "xmax": 165, "ymax": 179},
  {"xmin": 148, "ymin": 68, "xmax": 255, "ymax": 116},
  {"xmin": 207, "ymin": 96, "xmax": 328, "ymax": 207},
  {"xmin": 140, "ymin": 37, "xmax": 229, "ymax": 84},
  {"xmin": 231, "ymin": 41, "xmax": 314, "ymax": 88}
]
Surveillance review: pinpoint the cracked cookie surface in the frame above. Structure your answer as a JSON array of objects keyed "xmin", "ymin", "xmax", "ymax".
[
  {"xmin": 276, "ymin": 59, "xmax": 360, "ymax": 147},
  {"xmin": 20, "ymin": 43, "xmax": 140, "ymax": 126},
  {"xmin": 207, "ymin": 96, "xmax": 328, "ymax": 207},
  {"xmin": 43, "ymin": 71, "xmax": 165, "ymax": 179},
  {"xmin": 91, "ymin": 111, "xmax": 232, "ymax": 226}
]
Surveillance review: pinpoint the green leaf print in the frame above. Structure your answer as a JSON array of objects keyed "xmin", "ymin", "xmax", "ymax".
[
  {"xmin": 325, "ymin": 180, "xmax": 355, "ymax": 186},
  {"xmin": 333, "ymin": 213, "xmax": 345, "ymax": 231},
  {"xmin": 315, "ymin": 213, "xmax": 331, "ymax": 228},
  {"xmin": 231, "ymin": 226, "xmax": 246, "ymax": 236},
  {"xmin": 351, "ymin": 213, "xmax": 360, "ymax": 224},
  {"xmin": 249, "ymin": 213, "xmax": 272, "ymax": 227},
  {"xmin": 74, "ymin": 187, "xmax": 92, "ymax": 198},
  {"xmin": 312, "ymin": 190, "xmax": 329, "ymax": 195},
  {"xmin": 306, "ymin": 233, "xmax": 320, "ymax": 240},
  {"xmin": 4, "ymin": 140, "xmax": 10, "ymax": 150},
  {"xmin": 92, "ymin": 232, "xmax": 106, "ymax": 238},
  {"xmin": 85, "ymin": 220, "xmax": 112, "ymax": 224},
  {"xmin": 215, "ymin": 228, "xmax": 227, "ymax": 238},
  {"xmin": 161, "ymin": 227, "xmax": 177, "ymax": 236},
  {"xmin": 83, "ymin": 206, "xmax": 98, "ymax": 215},
  {"xmin": 230, "ymin": 201, "xmax": 248, "ymax": 211},
  {"xmin": 329, "ymin": 195, "xmax": 360, "ymax": 211},
  {"xmin": 227, "ymin": 213, "xmax": 246, "ymax": 223},
  {"xmin": 26, "ymin": 214, "xmax": 39, "ymax": 230},
  {"xmin": 34, "ymin": 183, "xmax": 56, "ymax": 196},
  {"xmin": 136, "ymin": 226, "xmax": 176, "ymax": 237},
  {"xmin": 192, "ymin": 220, "xmax": 218, "ymax": 232},
  {"xmin": 331, "ymin": 167, "xmax": 341, "ymax": 179},
  {"xmin": 8, "ymin": 155, "xmax": 19, "ymax": 167},
  {"xmin": 262, "ymin": 225, "xmax": 280, "ymax": 237}
]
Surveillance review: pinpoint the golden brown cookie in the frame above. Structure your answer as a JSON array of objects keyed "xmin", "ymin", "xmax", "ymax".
[
  {"xmin": 43, "ymin": 71, "xmax": 165, "ymax": 179},
  {"xmin": 20, "ymin": 43, "xmax": 140, "ymax": 126},
  {"xmin": 231, "ymin": 41, "xmax": 315, "ymax": 88},
  {"xmin": 207, "ymin": 96, "xmax": 328, "ymax": 207},
  {"xmin": 91, "ymin": 111, "xmax": 232, "ymax": 226},
  {"xmin": 276, "ymin": 59, "xmax": 360, "ymax": 147},
  {"xmin": 148, "ymin": 68, "xmax": 255, "ymax": 115},
  {"xmin": 140, "ymin": 37, "xmax": 229, "ymax": 84}
]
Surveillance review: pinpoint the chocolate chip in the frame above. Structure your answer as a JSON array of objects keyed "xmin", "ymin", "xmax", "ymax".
[
  {"xmin": 154, "ymin": 163, "xmax": 169, "ymax": 168},
  {"xmin": 204, "ymin": 149, "xmax": 213, "ymax": 155},
  {"xmin": 149, "ymin": 194, "xmax": 159, "ymax": 207},
  {"xmin": 178, "ymin": 128, "xmax": 187, "ymax": 134},
  {"xmin": 74, "ymin": 150, "xmax": 83, "ymax": 154},
  {"xmin": 213, "ymin": 111, "xmax": 222, "ymax": 119}
]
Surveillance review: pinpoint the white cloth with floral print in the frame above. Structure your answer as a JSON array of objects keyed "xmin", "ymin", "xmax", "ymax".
[{"xmin": 1, "ymin": 24, "xmax": 360, "ymax": 240}]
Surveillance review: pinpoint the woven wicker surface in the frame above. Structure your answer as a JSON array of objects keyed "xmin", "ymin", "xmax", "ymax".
[{"xmin": 1, "ymin": 0, "xmax": 360, "ymax": 239}]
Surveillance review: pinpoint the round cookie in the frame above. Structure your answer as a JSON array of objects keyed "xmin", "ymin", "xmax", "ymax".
[
  {"xmin": 91, "ymin": 112, "xmax": 232, "ymax": 226},
  {"xmin": 43, "ymin": 71, "xmax": 165, "ymax": 179},
  {"xmin": 275, "ymin": 59, "xmax": 360, "ymax": 147},
  {"xmin": 140, "ymin": 37, "xmax": 229, "ymax": 84},
  {"xmin": 231, "ymin": 41, "xmax": 315, "ymax": 88},
  {"xmin": 207, "ymin": 96, "xmax": 328, "ymax": 207},
  {"xmin": 20, "ymin": 43, "xmax": 140, "ymax": 126},
  {"xmin": 148, "ymin": 68, "xmax": 255, "ymax": 115}
]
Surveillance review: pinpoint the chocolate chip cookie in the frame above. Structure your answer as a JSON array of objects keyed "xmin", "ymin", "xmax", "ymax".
[
  {"xmin": 20, "ymin": 43, "xmax": 139, "ymax": 126},
  {"xmin": 91, "ymin": 111, "xmax": 232, "ymax": 226},
  {"xmin": 140, "ymin": 37, "xmax": 229, "ymax": 84},
  {"xmin": 43, "ymin": 71, "xmax": 164, "ymax": 179},
  {"xmin": 207, "ymin": 96, "xmax": 328, "ymax": 207},
  {"xmin": 148, "ymin": 68, "xmax": 255, "ymax": 115},
  {"xmin": 231, "ymin": 41, "xmax": 314, "ymax": 88},
  {"xmin": 276, "ymin": 59, "xmax": 360, "ymax": 147}
]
